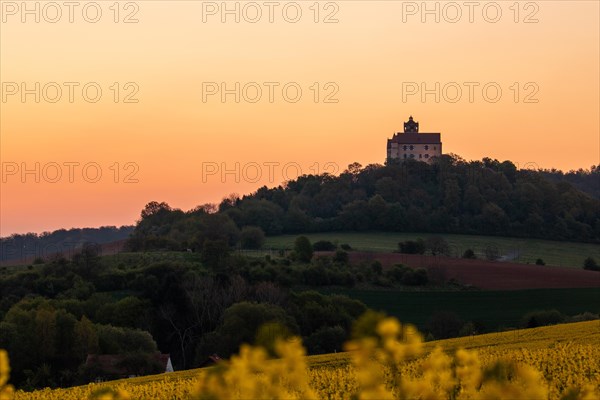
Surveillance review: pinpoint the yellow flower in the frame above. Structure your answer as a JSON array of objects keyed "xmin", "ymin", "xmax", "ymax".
[{"xmin": 376, "ymin": 318, "xmax": 401, "ymax": 339}]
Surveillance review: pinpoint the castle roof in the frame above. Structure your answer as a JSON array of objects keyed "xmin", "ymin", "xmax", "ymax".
[
  {"xmin": 389, "ymin": 116, "xmax": 441, "ymax": 145},
  {"xmin": 388, "ymin": 131, "xmax": 441, "ymax": 144}
]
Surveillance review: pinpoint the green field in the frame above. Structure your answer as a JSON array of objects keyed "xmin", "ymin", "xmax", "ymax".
[
  {"xmin": 322, "ymin": 287, "xmax": 600, "ymax": 331},
  {"xmin": 264, "ymin": 231, "xmax": 600, "ymax": 267}
]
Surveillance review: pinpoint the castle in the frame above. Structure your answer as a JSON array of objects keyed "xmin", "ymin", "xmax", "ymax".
[{"xmin": 386, "ymin": 116, "xmax": 442, "ymax": 163}]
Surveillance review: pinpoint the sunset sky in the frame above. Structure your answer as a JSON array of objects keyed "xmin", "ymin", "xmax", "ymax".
[{"xmin": 1, "ymin": 0, "xmax": 599, "ymax": 235}]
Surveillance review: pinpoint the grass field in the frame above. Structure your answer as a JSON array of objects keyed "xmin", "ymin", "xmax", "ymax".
[
  {"xmin": 264, "ymin": 231, "xmax": 600, "ymax": 268},
  {"xmin": 321, "ymin": 288, "xmax": 600, "ymax": 331},
  {"xmin": 12, "ymin": 320, "xmax": 600, "ymax": 399}
]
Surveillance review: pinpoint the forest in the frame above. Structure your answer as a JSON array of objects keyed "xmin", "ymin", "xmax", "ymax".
[{"xmin": 127, "ymin": 155, "xmax": 600, "ymax": 252}]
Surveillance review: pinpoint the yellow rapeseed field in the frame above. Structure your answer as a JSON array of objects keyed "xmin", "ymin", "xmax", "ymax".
[{"xmin": 2, "ymin": 320, "xmax": 599, "ymax": 400}]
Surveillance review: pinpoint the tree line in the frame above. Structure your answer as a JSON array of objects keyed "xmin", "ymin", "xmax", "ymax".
[
  {"xmin": 0, "ymin": 226, "xmax": 134, "ymax": 263},
  {"xmin": 0, "ymin": 245, "xmax": 368, "ymax": 390},
  {"xmin": 127, "ymin": 155, "xmax": 600, "ymax": 252}
]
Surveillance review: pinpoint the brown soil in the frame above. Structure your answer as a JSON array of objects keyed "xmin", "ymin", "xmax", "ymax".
[{"xmin": 343, "ymin": 252, "xmax": 600, "ymax": 290}]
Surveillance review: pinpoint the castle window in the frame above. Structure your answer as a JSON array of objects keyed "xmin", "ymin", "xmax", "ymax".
[
  {"xmin": 403, "ymin": 154, "xmax": 407, "ymax": 159},
  {"xmin": 419, "ymin": 154, "xmax": 422, "ymax": 159},
  {"xmin": 425, "ymin": 145, "xmax": 429, "ymax": 150},
  {"xmin": 410, "ymin": 154, "xmax": 415, "ymax": 158},
  {"xmin": 409, "ymin": 145, "xmax": 414, "ymax": 150},
  {"xmin": 425, "ymin": 154, "xmax": 429, "ymax": 158},
  {"xmin": 403, "ymin": 145, "xmax": 407, "ymax": 151}
]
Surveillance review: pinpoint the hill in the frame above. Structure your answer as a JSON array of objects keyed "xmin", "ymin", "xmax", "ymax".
[
  {"xmin": 263, "ymin": 231, "xmax": 600, "ymax": 267},
  {"xmin": 323, "ymin": 288, "xmax": 600, "ymax": 331},
  {"xmin": 0, "ymin": 226, "xmax": 134, "ymax": 264},
  {"xmin": 125, "ymin": 155, "xmax": 600, "ymax": 254},
  {"xmin": 11, "ymin": 320, "xmax": 600, "ymax": 399}
]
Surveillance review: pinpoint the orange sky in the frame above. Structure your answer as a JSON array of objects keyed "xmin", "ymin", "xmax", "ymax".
[{"xmin": 1, "ymin": 0, "xmax": 599, "ymax": 235}]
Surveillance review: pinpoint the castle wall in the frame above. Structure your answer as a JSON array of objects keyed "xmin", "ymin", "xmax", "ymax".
[{"xmin": 387, "ymin": 142, "xmax": 442, "ymax": 163}]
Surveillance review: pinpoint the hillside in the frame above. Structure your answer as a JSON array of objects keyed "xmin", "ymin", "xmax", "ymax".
[
  {"xmin": 323, "ymin": 288, "xmax": 600, "ymax": 331},
  {"xmin": 263, "ymin": 231, "xmax": 600, "ymax": 267},
  {"xmin": 11, "ymin": 320, "xmax": 600, "ymax": 399},
  {"xmin": 0, "ymin": 226, "xmax": 134, "ymax": 264},
  {"xmin": 125, "ymin": 156, "xmax": 600, "ymax": 255}
]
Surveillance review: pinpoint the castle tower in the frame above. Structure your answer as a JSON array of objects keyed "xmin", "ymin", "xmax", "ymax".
[{"xmin": 387, "ymin": 116, "xmax": 442, "ymax": 163}]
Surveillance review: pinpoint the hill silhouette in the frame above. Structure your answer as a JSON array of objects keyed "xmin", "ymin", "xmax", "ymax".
[{"xmin": 127, "ymin": 154, "xmax": 600, "ymax": 252}]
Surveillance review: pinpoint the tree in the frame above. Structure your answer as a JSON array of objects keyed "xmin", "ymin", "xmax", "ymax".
[
  {"xmin": 294, "ymin": 236, "xmax": 313, "ymax": 263},
  {"xmin": 201, "ymin": 239, "xmax": 230, "ymax": 270},
  {"xmin": 96, "ymin": 325, "xmax": 157, "ymax": 354},
  {"xmin": 200, "ymin": 302, "xmax": 298, "ymax": 358},
  {"xmin": 398, "ymin": 239, "xmax": 425, "ymax": 254},
  {"xmin": 583, "ymin": 257, "xmax": 599, "ymax": 271},
  {"xmin": 240, "ymin": 226, "xmax": 265, "ymax": 250},
  {"xmin": 462, "ymin": 249, "xmax": 476, "ymax": 259},
  {"xmin": 304, "ymin": 326, "xmax": 346, "ymax": 354},
  {"xmin": 140, "ymin": 201, "xmax": 172, "ymax": 219},
  {"xmin": 345, "ymin": 162, "xmax": 363, "ymax": 176},
  {"xmin": 521, "ymin": 310, "xmax": 565, "ymax": 328},
  {"xmin": 427, "ymin": 311, "xmax": 463, "ymax": 339},
  {"xmin": 74, "ymin": 316, "xmax": 99, "ymax": 361},
  {"xmin": 401, "ymin": 268, "xmax": 428, "ymax": 286},
  {"xmin": 312, "ymin": 240, "xmax": 336, "ymax": 251},
  {"xmin": 333, "ymin": 250, "xmax": 349, "ymax": 264},
  {"xmin": 481, "ymin": 203, "xmax": 509, "ymax": 234},
  {"xmin": 254, "ymin": 322, "xmax": 293, "ymax": 356},
  {"xmin": 371, "ymin": 261, "xmax": 383, "ymax": 275},
  {"xmin": 425, "ymin": 236, "xmax": 450, "ymax": 256},
  {"xmin": 34, "ymin": 306, "xmax": 57, "ymax": 362}
]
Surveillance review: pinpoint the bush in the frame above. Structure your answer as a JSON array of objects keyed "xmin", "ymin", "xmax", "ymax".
[
  {"xmin": 583, "ymin": 257, "xmax": 599, "ymax": 271},
  {"xmin": 568, "ymin": 312, "xmax": 599, "ymax": 322},
  {"xmin": 401, "ymin": 268, "xmax": 428, "ymax": 286},
  {"xmin": 371, "ymin": 261, "xmax": 383, "ymax": 275},
  {"xmin": 425, "ymin": 236, "xmax": 450, "ymax": 256},
  {"xmin": 240, "ymin": 226, "xmax": 265, "ymax": 249},
  {"xmin": 332, "ymin": 250, "xmax": 349, "ymax": 264},
  {"xmin": 312, "ymin": 240, "xmax": 337, "ymax": 251},
  {"xmin": 386, "ymin": 264, "xmax": 409, "ymax": 283},
  {"xmin": 483, "ymin": 245, "xmax": 500, "ymax": 261},
  {"xmin": 398, "ymin": 239, "xmax": 425, "ymax": 254},
  {"xmin": 294, "ymin": 236, "xmax": 313, "ymax": 263},
  {"xmin": 535, "ymin": 258, "xmax": 545, "ymax": 265},
  {"xmin": 426, "ymin": 311, "xmax": 463, "ymax": 339},
  {"xmin": 303, "ymin": 325, "xmax": 346, "ymax": 354},
  {"xmin": 459, "ymin": 321, "xmax": 477, "ymax": 337},
  {"xmin": 521, "ymin": 309, "xmax": 566, "ymax": 328},
  {"xmin": 462, "ymin": 249, "xmax": 476, "ymax": 259}
]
